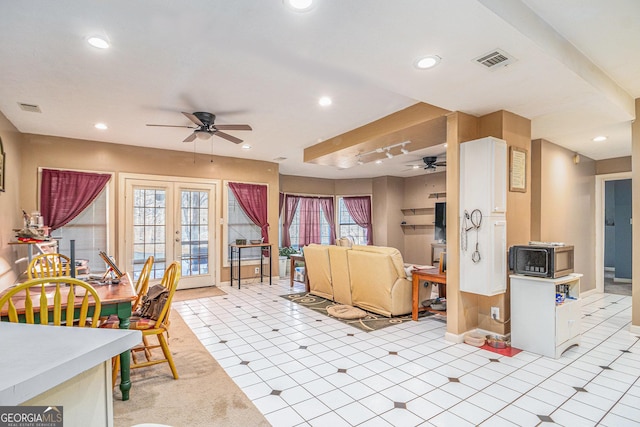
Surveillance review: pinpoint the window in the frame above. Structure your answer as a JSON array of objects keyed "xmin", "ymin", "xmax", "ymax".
[
  {"xmin": 56, "ymin": 188, "xmax": 108, "ymax": 273},
  {"xmin": 281, "ymin": 195, "xmax": 333, "ymax": 249},
  {"xmin": 228, "ymin": 188, "xmax": 262, "ymax": 260},
  {"xmin": 337, "ymin": 196, "xmax": 370, "ymax": 245}
]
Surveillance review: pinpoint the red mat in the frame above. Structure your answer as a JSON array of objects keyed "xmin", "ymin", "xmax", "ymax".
[{"xmin": 480, "ymin": 344, "xmax": 522, "ymax": 357}]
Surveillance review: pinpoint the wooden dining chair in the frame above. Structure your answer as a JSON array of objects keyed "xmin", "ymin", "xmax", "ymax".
[
  {"xmin": 113, "ymin": 261, "xmax": 181, "ymax": 381},
  {"xmin": 27, "ymin": 253, "xmax": 72, "ymax": 278},
  {"xmin": 132, "ymin": 256, "xmax": 154, "ymax": 312},
  {"xmin": 0, "ymin": 277, "xmax": 102, "ymax": 327}
]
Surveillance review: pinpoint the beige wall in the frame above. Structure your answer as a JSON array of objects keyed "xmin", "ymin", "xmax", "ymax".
[
  {"xmin": 632, "ymin": 99, "xmax": 640, "ymax": 329},
  {"xmin": 19, "ymin": 134, "xmax": 280, "ymax": 283},
  {"xmin": 531, "ymin": 138, "xmax": 597, "ymax": 291},
  {"xmin": 0, "ymin": 112, "xmax": 24, "ymax": 290},
  {"xmin": 596, "ymin": 156, "xmax": 632, "ymax": 175},
  {"xmin": 403, "ymin": 171, "xmax": 446, "ymax": 265}
]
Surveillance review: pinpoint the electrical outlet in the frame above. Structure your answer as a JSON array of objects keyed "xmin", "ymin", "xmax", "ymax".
[
  {"xmin": 491, "ymin": 306, "xmax": 500, "ymax": 320},
  {"xmin": 254, "ymin": 267, "xmax": 260, "ymax": 274}
]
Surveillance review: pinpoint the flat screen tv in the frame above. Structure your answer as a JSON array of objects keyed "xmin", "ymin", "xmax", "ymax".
[{"xmin": 435, "ymin": 202, "xmax": 446, "ymax": 242}]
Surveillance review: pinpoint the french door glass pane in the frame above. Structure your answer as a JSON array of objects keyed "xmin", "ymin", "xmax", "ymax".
[
  {"xmin": 133, "ymin": 188, "xmax": 166, "ymax": 280},
  {"xmin": 180, "ymin": 190, "xmax": 209, "ymax": 276}
]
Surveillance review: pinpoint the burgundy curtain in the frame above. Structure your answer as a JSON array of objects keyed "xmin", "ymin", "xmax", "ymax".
[
  {"xmin": 343, "ymin": 196, "xmax": 373, "ymax": 245},
  {"xmin": 40, "ymin": 169, "xmax": 111, "ymax": 230},
  {"xmin": 279, "ymin": 192, "xmax": 285, "ymax": 217},
  {"xmin": 298, "ymin": 198, "xmax": 321, "ymax": 247},
  {"xmin": 318, "ymin": 197, "xmax": 336, "ymax": 244},
  {"xmin": 229, "ymin": 182, "xmax": 269, "ymax": 243},
  {"xmin": 282, "ymin": 195, "xmax": 300, "ymax": 247}
]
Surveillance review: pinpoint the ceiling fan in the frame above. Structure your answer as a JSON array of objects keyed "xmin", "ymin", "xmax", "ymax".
[
  {"xmin": 422, "ymin": 156, "xmax": 446, "ymax": 170},
  {"xmin": 146, "ymin": 111, "xmax": 252, "ymax": 144}
]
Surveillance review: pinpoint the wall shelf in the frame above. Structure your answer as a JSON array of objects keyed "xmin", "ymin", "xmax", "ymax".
[
  {"xmin": 401, "ymin": 207, "xmax": 433, "ymax": 215},
  {"xmin": 428, "ymin": 192, "xmax": 447, "ymax": 199},
  {"xmin": 400, "ymin": 224, "xmax": 433, "ymax": 230}
]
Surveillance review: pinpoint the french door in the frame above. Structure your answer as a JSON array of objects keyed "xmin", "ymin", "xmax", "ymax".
[{"xmin": 123, "ymin": 178, "xmax": 217, "ymax": 289}]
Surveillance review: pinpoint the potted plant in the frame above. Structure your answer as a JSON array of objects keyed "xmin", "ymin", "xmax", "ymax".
[{"xmin": 278, "ymin": 246, "xmax": 298, "ymax": 277}]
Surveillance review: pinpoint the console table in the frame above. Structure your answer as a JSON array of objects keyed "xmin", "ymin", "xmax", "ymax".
[
  {"xmin": 229, "ymin": 243, "xmax": 272, "ymax": 289},
  {"xmin": 411, "ymin": 268, "xmax": 447, "ymax": 321}
]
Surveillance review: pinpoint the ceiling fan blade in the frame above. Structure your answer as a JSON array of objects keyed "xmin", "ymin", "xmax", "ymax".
[
  {"xmin": 214, "ymin": 124, "xmax": 252, "ymax": 131},
  {"xmin": 182, "ymin": 112, "xmax": 204, "ymax": 126},
  {"xmin": 183, "ymin": 132, "xmax": 198, "ymax": 143},
  {"xmin": 147, "ymin": 124, "xmax": 196, "ymax": 128},
  {"xmin": 214, "ymin": 131, "xmax": 243, "ymax": 144}
]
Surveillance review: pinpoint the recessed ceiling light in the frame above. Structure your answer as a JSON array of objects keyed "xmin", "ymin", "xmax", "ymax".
[
  {"xmin": 94, "ymin": 123, "xmax": 108, "ymax": 130},
  {"xmin": 415, "ymin": 55, "xmax": 441, "ymax": 69},
  {"xmin": 318, "ymin": 96, "xmax": 332, "ymax": 107},
  {"xmin": 592, "ymin": 136, "xmax": 607, "ymax": 142},
  {"xmin": 241, "ymin": 144, "xmax": 252, "ymax": 150},
  {"xmin": 412, "ymin": 165, "xmax": 421, "ymax": 170},
  {"xmin": 87, "ymin": 36, "xmax": 109, "ymax": 49},
  {"xmin": 284, "ymin": 0, "xmax": 314, "ymax": 12},
  {"xmin": 375, "ymin": 160, "xmax": 383, "ymax": 165}
]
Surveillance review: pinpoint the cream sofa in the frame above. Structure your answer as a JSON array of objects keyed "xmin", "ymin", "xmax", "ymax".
[{"xmin": 304, "ymin": 244, "xmax": 425, "ymax": 317}]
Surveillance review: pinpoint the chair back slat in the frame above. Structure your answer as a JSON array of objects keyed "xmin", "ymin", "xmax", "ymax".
[
  {"xmin": 133, "ymin": 256, "xmax": 154, "ymax": 312},
  {"xmin": 28, "ymin": 253, "xmax": 72, "ymax": 279},
  {"xmin": 155, "ymin": 262, "xmax": 181, "ymax": 327},
  {"xmin": 1, "ymin": 278, "xmax": 101, "ymax": 328}
]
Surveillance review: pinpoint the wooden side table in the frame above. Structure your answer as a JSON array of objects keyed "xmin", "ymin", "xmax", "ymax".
[
  {"xmin": 289, "ymin": 254, "xmax": 309, "ymax": 292},
  {"xmin": 411, "ymin": 268, "xmax": 447, "ymax": 321}
]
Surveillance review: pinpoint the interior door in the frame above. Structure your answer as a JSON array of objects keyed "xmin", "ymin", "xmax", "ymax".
[{"xmin": 124, "ymin": 178, "xmax": 216, "ymax": 289}]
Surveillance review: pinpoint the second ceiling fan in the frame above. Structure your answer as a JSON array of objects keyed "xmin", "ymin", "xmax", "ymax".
[{"xmin": 147, "ymin": 111, "xmax": 252, "ymax": 144}]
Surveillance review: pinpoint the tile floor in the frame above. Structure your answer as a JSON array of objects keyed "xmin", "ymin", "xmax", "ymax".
[{"xmin": 174, "ymin": 279, "xmax": 640, "ymax": 426}]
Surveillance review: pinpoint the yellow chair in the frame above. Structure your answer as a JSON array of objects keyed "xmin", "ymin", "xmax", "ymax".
[
  {"xmin": 113, "ymin": 261, "xmax": 181, "ymax": 380},
  {"xmin": 0, "ymin": 277, "xmax": 101, "ymax": 327},
  {"xmin": 27, "ymin": 253, "xmax": 72, "ymax": 278},
  {"xmin": 132, "ymin": 256, "xmax": 154, "ymax": 312}
]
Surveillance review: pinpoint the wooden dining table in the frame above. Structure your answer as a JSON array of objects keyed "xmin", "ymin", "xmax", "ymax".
[{"xmin": 0, "ymin": 274, "xmax": 138, "ymax": 401}]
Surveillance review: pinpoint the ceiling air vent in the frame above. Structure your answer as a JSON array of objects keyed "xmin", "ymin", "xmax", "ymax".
[
  {"xmin": 18, "ymin": 102, "xmax": 42, "ymax": 113},
  {"xmin": 473, "ymin": 49, "xmax": 516, "ymax": 70},
  {"xmin": 273, "ymin": 156, "xmax": 287, "ymax": 162}
]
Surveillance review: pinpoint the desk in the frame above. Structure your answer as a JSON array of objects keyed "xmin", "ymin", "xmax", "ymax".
[
  {"xmin": 411, "ymin": 268, "xmax": 447, "ymax": 321},
  {"xmin": 229, "ymin": 243, "xmax": 272, "ymax": 289},
  {"xmin": 1, "ymin": 274, "xmax": 137, "ymax": 401},
  {"xmin": 289, "ymin": 254, "xmax": 309, "ymax": 291}
]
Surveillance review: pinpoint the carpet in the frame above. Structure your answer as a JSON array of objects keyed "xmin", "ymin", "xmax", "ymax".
[
  {"xmin": 113, "ymin": 310, "xmax": 269, "ymax": 427},
  {"xmin": 281, "ymin": 292, "xmax": 435, "ymax": 332},
  {"xmin": 173, "ymin": 285, "xmax": 227, "ymax": 302}
]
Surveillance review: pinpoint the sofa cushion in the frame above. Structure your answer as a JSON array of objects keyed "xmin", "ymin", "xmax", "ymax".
[
  {"xmin": 303, "ymin": 244, "xmax": 333, "ymax": 300},
  {"xmin": 351, "ymin": 245, "xmax": 407, "ymax": 278},
  {"xmin": 328, "ymin": 246, "xmax": 352, "ymax": 305}
]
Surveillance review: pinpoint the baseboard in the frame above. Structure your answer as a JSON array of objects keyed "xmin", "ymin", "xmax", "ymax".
[
  {"xmin": 580, "ymin": 288, "xmax": 599, "ymax": 298},
  {"xmin": 613, "ymin": 278, "xmax": 632, "ymax": 284},
  {"xmin": 630, "ymin": 324, "xmax": 640, "ymax": 336},
  {"xmin": 444, "ymin": 331, "xmax": 465, "ymax": 344},
  {"xmin": 445, "ymin": 328, "xmax": 510, "ymax": 344}
]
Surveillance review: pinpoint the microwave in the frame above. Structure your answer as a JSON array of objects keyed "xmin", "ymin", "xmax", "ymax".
[{"xmin": 508, "ymin": 243, "xmax": 574, "ymax": 278}]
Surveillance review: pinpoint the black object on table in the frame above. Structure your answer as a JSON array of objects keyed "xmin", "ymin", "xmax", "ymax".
[{"xmin": 229, "ymin": 243, "xmax": 272, "ymax": 289}]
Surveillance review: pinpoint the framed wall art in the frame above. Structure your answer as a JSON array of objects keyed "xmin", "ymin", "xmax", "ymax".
[
  {"xmin": 0, "ymin": 137, "xmax": 5, "ymax": 192},
  {"xmin": 509, "ymin": 146, "xmax": 527, "ymax": 193}
]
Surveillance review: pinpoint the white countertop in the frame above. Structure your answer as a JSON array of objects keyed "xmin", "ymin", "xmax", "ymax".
[{"xmin": 0, "ymin": 322, "xmax": 141, "ymax": 405}]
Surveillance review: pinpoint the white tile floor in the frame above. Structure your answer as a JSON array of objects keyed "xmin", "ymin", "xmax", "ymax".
[{"xmin": 174, "ymin": 279, "xmax": 640, "ymax": 426}]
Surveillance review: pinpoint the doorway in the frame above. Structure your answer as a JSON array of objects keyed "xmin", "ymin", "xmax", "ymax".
[
  {"xmin": 120, "ymin": 175, "xmax": 218, "ymax": 289},
  {"xmin": 596, "ymin": 173, "xmax": 632, "ymax": 295}
]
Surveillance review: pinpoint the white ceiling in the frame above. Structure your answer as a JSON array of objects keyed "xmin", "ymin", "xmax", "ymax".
[{"xmin": 0, "ymin": 0, "xmax": 638, "ymax": 179}]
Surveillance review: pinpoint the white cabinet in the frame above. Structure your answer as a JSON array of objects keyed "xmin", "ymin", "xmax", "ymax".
[
  {"xmin": 459, "ymin": 137, "xmax": 508, "ymax": 296},
  {"xmin": 459, "ymin": 218, "xmax": 507, "ymax": 295},
  {"xmin": 510, "ymin": 274, "xmax": 582, "ymax": 358},
  {"xmin": 459, "ymin": 137, "xmax": 507, "ymax": 215}
]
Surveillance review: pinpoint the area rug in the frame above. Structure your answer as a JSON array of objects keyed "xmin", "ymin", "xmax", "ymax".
[
  {"xmin": 113, "ymin": 310, "xmax": 269, "ymax": 427},
  {"xmin": 173, "ymin": 285, "xmax": 227, "ymax": 302},
  {"xmin": 281, "ymin": 292, "xmax": 436, "ymax": 332}
]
